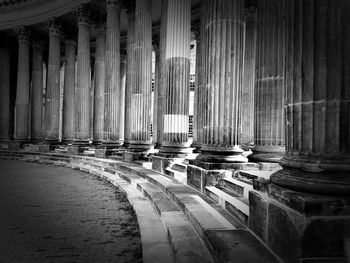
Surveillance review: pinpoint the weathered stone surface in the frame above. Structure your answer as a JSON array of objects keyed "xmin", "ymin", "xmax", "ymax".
[
  {"xmin": 268, "ymin": 184, "xmax": 350, "ymax": 216},
  {"xmin": 151, "ymin": 155, "xmax": 171, "ymax": 173},
  {"xmin": 204, "ymin": 229, "xmax": 279, "ymax": 263},
  {"xmin": 187, "ymin": 164, "xmax": 204, "ymax": 192},
  {"xmin": 248, "ymin": 191, "xmax": 268, "ymax": 242}
]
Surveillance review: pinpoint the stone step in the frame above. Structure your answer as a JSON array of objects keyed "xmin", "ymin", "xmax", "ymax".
[
  {"xmin": 221, "ymin": 177, "xmax": 254, "ymax": 199},
  {"xmin": 205, "ymin": 186, "xmax": 249, "ymax": 225},
  {"xmin": 204, "ymin": 229, "xmax": 280, "ymax": 263},
  {"xmin": 238, "ymin": 170, "xmax": 275, "ymax": 181}
]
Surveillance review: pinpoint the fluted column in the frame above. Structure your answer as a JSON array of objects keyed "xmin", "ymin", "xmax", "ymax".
[
  {"xmin": 158, "ymin": 0, "xmax": 191, "ymax": 157},
  {"xmin": 196, "ymin": 0, "xmax": 247, "ymax": 164},
  {"xmin": 31, "ymin": 42, "xmax": 44, "ymax": 141},
  {"xmin": 62, "ymin": 40, "xmax": 76, "ymax": 142},
  {"xmin": 123, "ymin": 3, "xmax": 135, "ymax": 147},
  {"xmin": 191, "ymin": 24, "xmax": 202, "ymax": 151},
  {"xmin": 127, "ymin": 0, "xmax": 152, "ymax": 152},
  {"xmin": 0, "ymin": 45, "xmax": 11, "ymax": 141},
  {"xmin": 249, "ymin": 0, "xmax": 286, "ymax": 162},
  {"xmin": 119, "ymin": 47, "xmax": 127, "ymax": 141},
  {"xmin": 44, "ymin": 20, "xmax": 61, "ymax": 142},
  {"xmin": 152, "ymin": 37, "xmax": 161, "ymax": 148},
  {"xmin": 271, "ymin": 0, "xmax": 350, "ymax": 196},
  {"xmin": 103, "ymin": 0, "xmax": 121, "ymax": 145},
  {"xmin": 14, "ymin": 27, "xmax": 31, "ymax": 141},
  {"xmin": 93, "ymin": 24, "xmax": 106, "ymax": 143},
  {"xmin": 75, "ymin": 5, "xmax": 91, "ymax": 143},
  {"xmin": 241, "ymin": 6, "xmax": 257, "ymax": 148}
]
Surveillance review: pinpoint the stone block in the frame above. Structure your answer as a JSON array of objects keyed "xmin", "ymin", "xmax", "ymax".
[
  {"xmin": 8, "ymin": 141, "xmax": 20, "ymax": 151},
  {"xmin": 38, "ymin": 144, "xmax": 50, "ymax": 152},
  {"xmin": 95, "ymin": 148, "xmax": 107, "ymax": 158},
  {"xmin": 151, "ymin": 155, "xmax": 171, "ymax": 173},
  {"xmin": 123, "ymin": 151, "xmax": 143, "ymax": 163},
  {"xmin": 204, "ymin": 229, "xmax": 279, "ymax": 263},
  {"xmin": 248, "ymin": 191, "xmax": 268, "ymax": 242}
]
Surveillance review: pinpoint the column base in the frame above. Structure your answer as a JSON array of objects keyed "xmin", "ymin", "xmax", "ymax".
[
  {"xmin": 249, "ymin": 184, "xmax": 350, "ymax": 263},
  {"xmin": 249, "ymin": 145, "xmax": 285, "ymax": 163},
  {"xmin": 123, "ymin": 141, "xmax": 152, "ymax": 162},
  {"xmin": 95, "ymin": 141, "xmax": 122, "ymax": 158},
  {"xmin": 159, "ymin": 142, "xmax": 193, "ymax": 158}
]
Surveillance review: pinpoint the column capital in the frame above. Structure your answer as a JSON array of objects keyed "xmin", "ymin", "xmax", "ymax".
[
  {"xmin": 191, "ymin": 23, "xmax": 200, "ymax": 41},
  {"xmin": 45, "ymin": 18, "xmax": 62, "ymax": 37},
  {"xmin": 94, "ymin": 13, "xmax": 106, "ymax": 34},
  {"xmin": 75, "ymin": 4, "xmax": 92, "ymax": 25},
  {"xmin": 122, "ymin": 0, "xmax": 135, "ymax": 14},
  {"xmin": 107, "ymin": 0, "xmax": 121, "ymax": 10},
  {"xmin": 120, "ymin": 43, "xmax": 127, "ymax": 63},
  {"xmin": 13, "ymin": 26, "xmax": 31, "ymax": 43},
  {"xmin": 152, "ymin": 36, "xmax": 160, "ymax": 54}
]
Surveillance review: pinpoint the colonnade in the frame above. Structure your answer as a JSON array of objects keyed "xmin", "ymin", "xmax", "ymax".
[{"xmin": 0, "ymin": 0, "xmax": 349, "ymax": 261}]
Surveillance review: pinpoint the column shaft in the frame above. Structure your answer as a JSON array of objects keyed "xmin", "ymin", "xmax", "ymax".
[
  {"xmin": 119, "ymin": 51, "xmax": 126, "ymax": 140},
  {"xmin": 191, "ymin": 26, "xmax": 202, "ymax": 151},
  {"xmin": 197, "ymin": 0, "xmax": 247, "ymax": 163},
  {"xmin": 93, "ymin": 26, "xmax": 105, "ymax": 143},
  {"xmin": 14, "ymin": 28, "xmax": 31, "ymax": 141},
  {"xmin": 104, "ymin": 0, "xmax": 121, "ymax": 144},
  {"xmin": 62, "ymin": 40, "xmax": 76, "ymax": 142},
  {"xmin": 31, "ymin": 43, "xmax": 44, "ymax": 141},
  {"xmin": 152, "ymin": 42, "xmax": 160, "ymax": 147},
  {"xmin": 250, "ymin": 0, "xmax": 286, "ymax": 162},
  {"xmin": 44, "ymin": 22, "xmax": 61, "ymax": 142},
  {"xmin": 159, "ymin": 0, "xmax": 191, "ymax": 156},
  {"xmin": 0, "ymin": 46, "xmax": 11, "ymax": 141},
  {"xmin": 271, "ymin": 0, "xmax": 350, "ymax": 195},
  {"xmin": 128, "ymin": 0, "xmax": 152, "ymax": 151},
  {"xmin": 124, "ymin": 8, "xmax": 135, "ymax": 146},
  {"xmin": 241, "ymin": 7, "xmax": 257, "ymax": 148},
  {"xmin": 75, "ymin": 10, "xmax": 91, "ymax": 142}
]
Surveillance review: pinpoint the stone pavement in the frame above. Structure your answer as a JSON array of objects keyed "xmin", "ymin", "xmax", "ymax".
[{"xmin": 0, "ymin": 160, "xmax": 142, "ymax": 263}]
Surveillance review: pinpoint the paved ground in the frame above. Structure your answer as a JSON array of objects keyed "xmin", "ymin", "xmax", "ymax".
[{"xmin": 0, "ymin": 160, "xmax": 142, "ymax": 263}]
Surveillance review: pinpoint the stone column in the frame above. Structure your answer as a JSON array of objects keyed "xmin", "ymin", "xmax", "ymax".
[
  {"xmin": 44, "ymin": 20, "xmax": 61, "ymax": 143},
  {"xmin": 191, "ymin": 23, "xmax": 202, "ymax": 152},
  {"xmin": 93, "ymin": 23, "xmax": 105, "ymax": 144},
  {"xmin": 75, "ymin": 5, "xmax": 91, "ymax": 143},
  {"xmin": 31, "ymin": 42, "xmax": 44, "ymax": 141},
  {"xmin": 123, "ymin": 3, "xmax": 135, "ymax": 147},
  {"xmin": 196, "ymin": 0, "xmax": 247, "ymax": 167},
  {"xmin": 0, "ymin": 45, "xmax": 11, "ymax": 142},
  {"xmin": 152, "ymin": 37, "xmax": 161, "ymax": 148},
  {"xmin": 249, "ymin": 0, "xmax": 286, "ymax": 162},
  {"xmin": 62, "ymin": 40, "xmax": 76, "ymax": 142},
  {"xmin": 158, "ymin": 0, "xmax": 191, "ymax": 157},
  {"xmin": 119, "ymin": 46, "xmax": 127, "ymax": 141},
  {"xmin": 126, "ymin": 0, "xmax": 152, "ymax": 158},
  {"xmin": 241, "ymin": 5, "xmax": 257, "ymax": 149},
  {"xmin": 248, "ymin": 2, "xmax": 350, "ymax": 262},
  {"xmin": 14, "ymin": 27, "xmax": 31, "ymax": 142},
  {"xmin": 103, "ymin": 0, "xmax": 121, "ymax": 146}
]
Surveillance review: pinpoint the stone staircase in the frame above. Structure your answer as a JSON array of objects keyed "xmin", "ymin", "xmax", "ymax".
[{"xmin": 0, "ymin": 150, "xmax": 282, "ymax": 263}]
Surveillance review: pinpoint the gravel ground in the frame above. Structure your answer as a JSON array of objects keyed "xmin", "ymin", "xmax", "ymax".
[{"xmin": 0, "ymin": 160, "xmax": 142, "ymax": 263}]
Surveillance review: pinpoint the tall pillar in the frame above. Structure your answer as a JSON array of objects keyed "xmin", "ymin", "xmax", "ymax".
[
  {"xmin": 103, "ymin": 0, "xmax": 121, "ymax": 146},
  {"xmin": 0, "ymin": 45, "xmax": 11, "ymax": 142},
  {"xmin": 152, "ymin": 37, "xmax": 161, "ymax": 148},
  {"xmin": 14, "ymin": 26, "xmax": 31, "ymax": 142},
  {"xmin": 62, "ymin": 40, "xmax": 76, "ymax": 142},
  {"xmin": 119, "ymin": 46, "xmax": 127, "ymax": 141},
  {"xmin": 248, "ymin": 1, "xmax": 350, "ymax": 262},
  {"xmin": 126, "ymin": 0, "xmax": 152, "ymax": 157},
  {"xmin": 93, "ymin": 23, "xmax": 106, "ymax": 143},
  {"xmin": 249, "ymin": 0, "xmax": 286, "ymax": 162},
  {"xmin": 241, "ymin": 4, "xmax": 257, "ymax": 149},
  {"xmin": 196, "ymin": 0, "xmax": 247, "ymax": 166},
  {"xmin": 75, "ymin": 5, "xmax": 91, "ymax": 143},
  {"xmin": 123, "ymin": 2, "xmax": 135, "ymax": 147},
  {"xmin": 158, "ymin": 0, "xmax": 191, "ymax": 157},
  {"xmin": 191, "ymin": 23, "xmax": 202, "ymax": 152},
  {"xmin": 31, "ymin": 42, "xmax": 44, "ymax": 141},
  {"xmin": 44, "ymin": 20, "xmax": 61, "ymax": 143}
]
